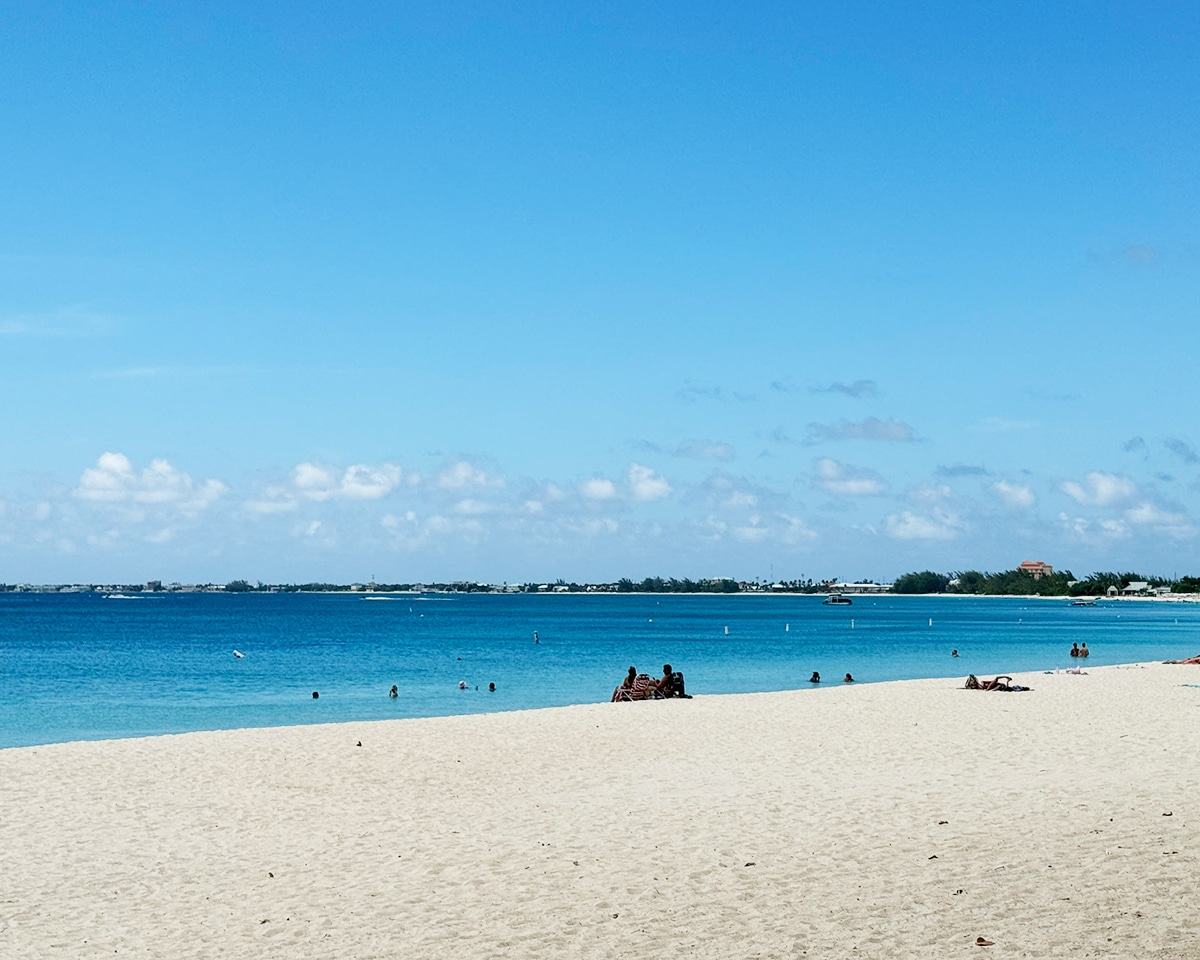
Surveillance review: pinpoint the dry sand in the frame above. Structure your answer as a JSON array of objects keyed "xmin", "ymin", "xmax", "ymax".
[{"xmin": 3, "ymin": 662, "xmax": 1199, "ymax": 958}]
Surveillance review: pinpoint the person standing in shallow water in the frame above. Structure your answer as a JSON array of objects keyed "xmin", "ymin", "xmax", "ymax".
[
  {"xmin": 1070, "ymin": 642, "xmax": 1080, "ymax": 658},
  {"xmin": 810, "ymin": 671, "xmax": 821, "ymax": 683},
  {"xmin": 1079, "ymin": 642, "xmax": 1089, "ymax": 658}
]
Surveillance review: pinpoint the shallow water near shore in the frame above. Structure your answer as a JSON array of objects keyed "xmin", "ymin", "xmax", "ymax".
[{"xmin": 1, "ymin": 591, "xmax": 1198, "ymax": 748}]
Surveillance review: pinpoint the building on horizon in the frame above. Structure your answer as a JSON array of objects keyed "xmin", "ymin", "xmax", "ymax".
[{"xmin": 1018, "ymin": 560, "xmax": 1053, "ymax": 579}]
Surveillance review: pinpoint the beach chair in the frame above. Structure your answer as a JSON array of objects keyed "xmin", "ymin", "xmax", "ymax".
[{"xmin": 612, "ymin": 674, "xmax": 662, "ymax": 702}]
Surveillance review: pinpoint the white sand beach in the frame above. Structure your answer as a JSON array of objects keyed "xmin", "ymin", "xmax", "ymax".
[{"xmin": 3, "ymin": 662, "xmax": 1199, "ymax": 958}]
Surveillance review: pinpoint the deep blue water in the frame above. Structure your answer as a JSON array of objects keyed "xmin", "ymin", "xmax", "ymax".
[{"xmin": 1, "ymin": 592, "xmax": 1198, "ymax": 748}]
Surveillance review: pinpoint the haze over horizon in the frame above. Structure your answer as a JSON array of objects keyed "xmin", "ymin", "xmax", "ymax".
[{"xmin": 3, "ymin": 3, "xmax": 1198, "ymax": 585}]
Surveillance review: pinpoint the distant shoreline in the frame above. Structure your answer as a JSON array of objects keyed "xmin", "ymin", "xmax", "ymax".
[{"xmin": 8, "ymin": 588, "xmax": 1200, "ymax": 601}]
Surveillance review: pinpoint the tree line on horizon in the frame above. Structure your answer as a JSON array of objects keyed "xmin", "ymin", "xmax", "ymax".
[
  {"xmin": 10, "ymin": 570, "xmax": 1200, "ymax": 596},
  {"xmin": 891, "ymin": 569, "xmax": 1197, "ymax": 596}
]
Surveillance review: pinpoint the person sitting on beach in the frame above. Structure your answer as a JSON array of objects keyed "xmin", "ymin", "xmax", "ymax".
[
  {"xmin": 613, "ymin": 666, "xmax": 659, "ymax": 702},
  {"xmin": 810, "ymin": 671, "xmax": 821, "ymax": 683},
  {"xmin": 1079, "ymin": 642, "xmax": 1089, "ymax": 658},
  {"xmin": 657, "ymin": 664, "xmax": 690, "ymax": 698},
  {"xmin": 1070, "ymin": 642, "xmax": 1080, "ymax": 658}
]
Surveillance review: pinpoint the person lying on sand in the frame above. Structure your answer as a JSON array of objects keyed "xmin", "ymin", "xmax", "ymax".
[
  {"xmin": 964, "ymin": 674, "xmax": 1029, "ymax": 691},
  {"xmin": 1164, "ymin": 654, "xmax": 1200, "ymax": 665}
]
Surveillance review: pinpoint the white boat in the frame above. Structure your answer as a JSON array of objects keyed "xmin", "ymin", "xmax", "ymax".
[{"xmin": 1070, "ymin": 598, "xmax": 1097, "ymax": 606}]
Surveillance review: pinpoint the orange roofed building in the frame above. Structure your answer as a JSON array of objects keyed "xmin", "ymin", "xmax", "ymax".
[{"xmin": 1018, "ymin": 560, "xmax": 1054, "ymax": 579}]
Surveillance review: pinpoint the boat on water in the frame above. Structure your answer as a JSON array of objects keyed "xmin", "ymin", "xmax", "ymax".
[
  {"xmin": 1070, "ymin": 598, "xmax": 1097, "ymax": 606},
  {"xmin": 822, "ymin": 594, "xmax": 853, "ymax": 605}
]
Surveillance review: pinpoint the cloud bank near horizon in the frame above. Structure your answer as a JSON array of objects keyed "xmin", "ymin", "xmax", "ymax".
[{"xmin": 2, "ymin": 440, "xmax": 1198, "ymax": 585}]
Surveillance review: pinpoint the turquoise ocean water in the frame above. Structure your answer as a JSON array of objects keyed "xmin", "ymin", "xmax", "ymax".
[{"xmin": 2, "ymin": 592, "xmax": 1198, "ymax": 749}]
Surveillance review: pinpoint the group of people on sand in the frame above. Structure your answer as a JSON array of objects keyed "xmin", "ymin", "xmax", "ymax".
[
  {"xmin": 612, "ymin": 664, "xmax": 691, "ymax": 701},
  {"xmin": 1070, "ymin": 642, "xmax": 1090, "ymax": 658}
]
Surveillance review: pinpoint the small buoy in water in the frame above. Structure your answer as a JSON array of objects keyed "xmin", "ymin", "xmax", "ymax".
[
  {"xmin": 929, "ymin": 618, "xmax": 933, "ymax": 626},
  {"xmin": 232, "ymin": 649, "xmax": 244, "ymax": 659},
  {"xmin": 724, "ymin": 625, "xmax": 729, "ymax": 635},
  {"xmin": 534, "ymin": 631, "xmax": 539, "ymax": 643},
  {"xmin": 785, "ymin": 623, "xmax": 789, "ymax": 632},
  {"xmin": 851, "ymin": 619, "xmax": 855, "ymax": 629}
]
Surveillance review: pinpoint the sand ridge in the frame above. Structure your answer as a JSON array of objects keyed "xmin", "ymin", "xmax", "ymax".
[{"xmin": 2, "ymin": 662, "xmax": 1199, "ymax": 958}]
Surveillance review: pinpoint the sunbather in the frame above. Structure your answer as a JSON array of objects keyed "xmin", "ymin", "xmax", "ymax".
[
  {"xmin": 1164, "ymin": 654, "xmax": 1200, "ymax": 664},
  {"xmin": 965, "ymin": 674, "xmax": 1014, "ymax": 691}
]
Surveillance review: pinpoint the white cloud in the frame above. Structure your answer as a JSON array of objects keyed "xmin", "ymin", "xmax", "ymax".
[
  {"xmin": 993, "ymin": 481, "xmax": 1035, "ymax": 509},
  {"xmin": 581, "ymin": 478, "xmax": 617, "ymax": 500},
  {"xmin": 293, "ymin": 462, "xmax": 404, "ymax": 501},
  {"xmin": 733, "ymin": 522, "xmax": 770, "ymax": 543},
  {"xmin": 911, "ymin": 484, "xmax": 951, "ymax": 503},
  {"xmin": 886, "ymin": 510, "xmax": 960, "ymax": 540},
  {"xmin": 628, "ymin": 464, "xmax": 672, "ymax": 501},
  {"xmin": 437, "ymin": 461, "xmax": 495, "ymax": 490},
  {"xmin": 814, "ymin": 458, "xmax": 885, "ymax": 497},
  {"xmin": 1060, "ymin": 472, "xmax": 1136, "ymax": 506},
  {"xmin": 1125, "ymin": 502, "xmax": 1196, "ymax": 538},
  {"xmin": 779, "ymin": 514, "xmax": 818, "ymax": 544},
  {"xmin": 1059, "ymin": 512, "xmax": 1130, "ymax": 540},
  {"xmin": 76, "ymin": 453, "xmax": 227, "ymax": 512}
]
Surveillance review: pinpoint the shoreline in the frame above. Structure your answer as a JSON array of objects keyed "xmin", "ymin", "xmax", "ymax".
[
  {"xmin": 4, "ymin": 661, "xmax": 1199, "ymax": 957},
  {"xmin": 7, "ymin": 645, "xmax": 1200, "ymax": 753},
  {"xmin": 13, "ymin": 588, "xmax": 1200, "ymax": 601}
]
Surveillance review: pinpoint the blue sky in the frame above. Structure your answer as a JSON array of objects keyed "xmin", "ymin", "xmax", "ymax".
[{"xmin": 2, "ymin": 2, "xmax": 1199, "ymax": 584}]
